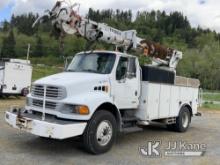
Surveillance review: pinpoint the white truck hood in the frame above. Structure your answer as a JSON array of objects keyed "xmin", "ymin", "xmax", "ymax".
[
  {"xmin": 33, "ymin": 72, "xmax": 110, "ymax": 97},
  {"xmin": 34, "ymin": 72, "xmax": 109, "ymax": 86}
]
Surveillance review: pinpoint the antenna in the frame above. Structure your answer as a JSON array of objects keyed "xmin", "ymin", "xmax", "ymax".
[{"xmin": 26, "ymin": 43, "xmax": 31, "ymax": 62}]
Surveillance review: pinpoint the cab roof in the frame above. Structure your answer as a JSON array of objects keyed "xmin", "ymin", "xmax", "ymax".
[{"xmin": 76, "ymin": 50, "xmax": 136, "ymax": 58}]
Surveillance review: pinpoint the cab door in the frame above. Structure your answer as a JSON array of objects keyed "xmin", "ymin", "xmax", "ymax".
[{"xmin": 112, "ymin": 56, "xmax": 140, "ymax": 109}]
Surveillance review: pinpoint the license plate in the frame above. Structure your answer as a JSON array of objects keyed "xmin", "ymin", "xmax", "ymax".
[{"xmin": 16, "ymin": 117, "xmax": 32, "ymax": 129}]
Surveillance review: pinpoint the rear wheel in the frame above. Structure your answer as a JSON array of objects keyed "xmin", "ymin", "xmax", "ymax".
[
  {"xmin": 83, "ymin": 110, "xmax": 117, "ymax": 154},
  {"xmin": 167, "ymin": 107, "xmax": 191, "ymax": 132}
]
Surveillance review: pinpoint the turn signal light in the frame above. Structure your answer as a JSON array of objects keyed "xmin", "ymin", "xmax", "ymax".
[
  {"xmin": 105, "ymin": 86, "xmax": 109, "ymax": 92},
  {"xmin": 75, "ymin": 105, "xmax": 90, "ymax": 115}
]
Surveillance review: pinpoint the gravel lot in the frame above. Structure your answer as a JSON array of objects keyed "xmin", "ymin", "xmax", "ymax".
[{"xmin": 0, "ymin": 98, "xmax": 220, "ymax": 165}]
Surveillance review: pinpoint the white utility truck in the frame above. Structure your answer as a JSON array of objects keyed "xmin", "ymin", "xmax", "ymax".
[
  {"xmin": 5, "ymin": 1, "xmax": 201, "ymax": 154},
  {"xmin": 0, "ymin": 59, "xmax": 32, "ymax": 96}
]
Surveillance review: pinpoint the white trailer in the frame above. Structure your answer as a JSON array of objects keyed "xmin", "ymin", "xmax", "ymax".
[
  {"xmin": 5, "ymin": 51, "xmax": 200, "ymax": 154},
  {"xmin": 0, "ymin": 59, "xmax": 32, "ymax": 96}
]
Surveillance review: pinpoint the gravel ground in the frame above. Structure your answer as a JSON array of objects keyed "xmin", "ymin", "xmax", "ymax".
[{"xmin": 0, "ymin": 98, "xmax": 220, "ymax": 165}]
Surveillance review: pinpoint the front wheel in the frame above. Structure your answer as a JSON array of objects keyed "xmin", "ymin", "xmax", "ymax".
[{"xmin": 83, "ymin": 110, "xmax": 117, "ymax": 154}]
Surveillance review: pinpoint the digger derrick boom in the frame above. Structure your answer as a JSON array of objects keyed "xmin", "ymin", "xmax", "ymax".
[{"xmin": 33, "ymin": 0, "xmax": 182, "ymax": 69}]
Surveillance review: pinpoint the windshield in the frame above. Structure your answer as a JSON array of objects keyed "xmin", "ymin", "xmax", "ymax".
[
  {"xmin": 0, "ymin": 61, "xmax": 5, "ymax": 67},
  {"xmin": 67, "ymin": 53, "xmax": 116, "ymax": 74}
]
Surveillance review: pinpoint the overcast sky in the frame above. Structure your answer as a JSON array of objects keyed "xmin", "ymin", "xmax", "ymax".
[{"xmin": 0, "ymin": 0, "xmax": 220, "ymax": 32}]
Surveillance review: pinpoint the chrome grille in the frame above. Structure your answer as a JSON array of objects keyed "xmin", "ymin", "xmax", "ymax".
[
  {"xmin": 32, "ymin": 99, "xmax": 57, "ymax": 110},
  {"xmin": 32, "ymin": 85, "xmax": 65, "ymax": 99}
]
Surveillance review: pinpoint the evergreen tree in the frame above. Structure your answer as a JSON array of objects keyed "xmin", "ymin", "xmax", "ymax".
[
  {"xmin": 1, "ymin": 30, "xmax": 16, "ymax": 58},
  {"xmin": 1, "ymin": 20, "xmax": 10, "ymax": 32},
  {"xmin": 13, "ymin": 13, "xmax": 38, "ymax": 36},
  {"xmin": 33, "ymin": 36, "xmax": 44, "ymax": 57},
  {"xmin": 0, "ymin": 10, "xmax": 220, "ymax": 90}
]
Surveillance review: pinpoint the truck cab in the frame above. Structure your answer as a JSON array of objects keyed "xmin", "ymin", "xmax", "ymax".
[
  {"xmin": 5, "ymin": 51, "xmax": 200, "ymax": 154},
  {"xmin": 25, "ymin": 51, "xmax": 140, "ymax": 121}
]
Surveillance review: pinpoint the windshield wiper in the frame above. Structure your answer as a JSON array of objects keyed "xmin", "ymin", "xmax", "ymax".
[
  {"xmin": 66, "ymin": 69, "xmax": 100, "ymax": 73},
  {"xmin": 81, "ymin": 69, "xmax": 99, "ymax": 73},
  {"xmin": 66, "ymin": 69, "xmax": 76, "ymax": 72}
]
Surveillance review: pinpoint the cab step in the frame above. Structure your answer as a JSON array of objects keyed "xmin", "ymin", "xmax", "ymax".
[
  {"xmin": 122, "ymin": 126, "xmax": 143, "ymax": 133},
  {"xmin": 122, "ymin": 117, "xmax": 139, "ymax": 122}
]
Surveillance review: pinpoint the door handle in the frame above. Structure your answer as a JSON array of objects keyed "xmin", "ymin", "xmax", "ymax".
[{"xmin": 135, "ymin": 91, "xmax": 138, "ymax": 96}]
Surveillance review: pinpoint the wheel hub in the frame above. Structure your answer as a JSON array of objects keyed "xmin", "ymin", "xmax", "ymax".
[{"xmin": 96, "ymin": 120, "xmax": 113, "ymax": 146}]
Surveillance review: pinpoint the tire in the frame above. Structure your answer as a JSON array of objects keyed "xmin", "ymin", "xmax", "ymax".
[
  {"xmin": 170, "ymin": 106, "xmax": 191, "ymax": 132},
  {"xmin": 21, "ymin": 88, "xmax": 29, "ymax": 97},
  {"xmin": 83, "ymin": 110, "xmax": 117, "ymax": 154},
  {"xmin": 39, "ymin": 136, "xmax": 49, "ymax": 140}
]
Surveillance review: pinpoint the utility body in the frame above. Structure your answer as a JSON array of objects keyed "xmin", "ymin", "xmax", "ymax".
[{"xmin": 5, "ymin": 1, "xmax": 200, "ymax": 154}]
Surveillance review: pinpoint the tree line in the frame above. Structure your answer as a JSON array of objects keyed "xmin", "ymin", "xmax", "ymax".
[{"xmin": 0, "ymin": 9, "xmax": 220, "ymax": 90}]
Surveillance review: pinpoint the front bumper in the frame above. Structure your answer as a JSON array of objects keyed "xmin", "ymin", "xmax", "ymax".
[{"xmin": 5, "ymin": 111, "xmax": 87, "ymax": 139}]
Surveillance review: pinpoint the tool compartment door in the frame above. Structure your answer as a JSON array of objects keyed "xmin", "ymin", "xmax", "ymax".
[
  {"xmin": 169, "ymin": 86, "xmax": 180, "ymax": 117},
  {"xmin": 158, "ymin": 84, "xmax": 171, "ymax": 118},
  {"xmin": 146, "ymin": 83, "xmax": 160, "ymax": 120}
]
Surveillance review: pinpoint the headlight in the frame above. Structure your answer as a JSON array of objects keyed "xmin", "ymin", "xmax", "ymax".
[
  {"xmin": 62, "ymin": 105, "xmax": 90, "ymax": 115},
  {"xmin": 74, "ymin": 105, "xmax": 90, "ymax": 115}
]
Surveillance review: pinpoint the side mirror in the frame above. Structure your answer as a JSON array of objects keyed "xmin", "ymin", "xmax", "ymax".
[
  {"xmin": 116, "ymin": 66, "xmax": 127, "ymax": 83},
  {"xmin": 126, "ymin": 72, "xmax": 136, "ymax": 79},
  {"xmin": 64, "ymin": 56, "xmax": 72, "ymax": 71},
  {"xmin": 118, "ymin": 78, "xmax": 126, "ymax": 83},
  {"xmin": 118, "ymin": 73, "xmax": 127, "ymax": 83}
]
